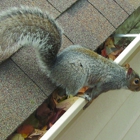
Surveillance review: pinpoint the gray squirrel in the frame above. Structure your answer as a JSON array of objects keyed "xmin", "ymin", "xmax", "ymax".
[{"xmin": 0, "ymin": 6, "xmax": 140, "ymax": 108}]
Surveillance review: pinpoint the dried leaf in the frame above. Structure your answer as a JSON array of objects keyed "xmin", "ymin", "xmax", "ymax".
[
  {"xmin": 102, "ymin": 37, "xmax": 124, "ymax": 60},
  {"xmin": 28, "ymin": 129, "xmax": 46, "ymax": 138},
  {"xmin": 41, "ymin": 125, "xmax": 47, "ymax": 131},
  {"xmin": 17, "ymin": 124, "xmax": 34, "ymax": 138},
  {"xmin": 78, "ymin": 87, "xmax": 88, "ymax": 94},
  {"xmin": 35, "ymin": 100, "xmax": 55, "ymax": 128},
  {"xmin": 104, "ymin": 37, "xmax": 115, "ymax": 48},
  {"xmin": 36, "ymin": 102, "xmax": 52, "ymax": 119},
  {"xmin": 11, "ymin": 134, "xmax": 24, "ymax": 140},
  {"xmin": 56, "ymin": 97, "xmax": 79, "ymax": 111},
  {"xmin": 48, "ymin": 108, "xmax": 65, "ymax": 128}
]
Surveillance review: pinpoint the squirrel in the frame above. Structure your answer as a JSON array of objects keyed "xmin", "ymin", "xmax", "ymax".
[{"xmin": 0, "ymin": 6, "xmax": 140, "ymax": 108}]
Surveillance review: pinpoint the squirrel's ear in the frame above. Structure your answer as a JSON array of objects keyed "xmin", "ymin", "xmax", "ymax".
[
  {"xmin": 127, "ymin": 67, "xmax": 133, "ymax": 75},
  {"xmin": 124, "ymin": 64, "xmax": 133, "ymax": 76}
]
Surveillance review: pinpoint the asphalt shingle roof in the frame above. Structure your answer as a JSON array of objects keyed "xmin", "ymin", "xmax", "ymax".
[{"xmin": 0, "ymin": 0, "xmax": 139, "ymax": 139}]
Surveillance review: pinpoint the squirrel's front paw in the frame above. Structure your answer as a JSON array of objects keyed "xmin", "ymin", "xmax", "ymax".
[{"xmin": 78, "ymin": 94, "xmax": 93, "ymax": 109}]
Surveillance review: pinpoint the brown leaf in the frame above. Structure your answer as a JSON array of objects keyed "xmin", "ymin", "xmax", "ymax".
[
  {"xmin": 36, "ymin": 102, "xmax": 52, "ymax": 120},
  {"xmin": 102, "ymin": 37, "xmax": 124, "ymax": 60},
  {"xmin": 78, "ymin": 87, "xmax": 88, "ymax": 94},
  {"xmin": 47, "ymin": 108, "xmax": 66, "ymax": 129},
  {"xmin": 17, "ymin": 124, "xmax": 34, "ymax": 138},
  {"xmin": 104, "ymin": 37, "xmax": 115, "ymax": 49},
  {"xmin": 28, "ymin": 129, "xmax": 46, "ymax": 138},
  {"xmin": 35, "ymin": 101, "xmax": 54, "ymax": 128}
]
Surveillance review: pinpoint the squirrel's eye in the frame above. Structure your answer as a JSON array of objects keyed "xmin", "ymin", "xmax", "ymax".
[{"xmin": 133, "ymin": 78, "xmax": 140, "ymax": 85}]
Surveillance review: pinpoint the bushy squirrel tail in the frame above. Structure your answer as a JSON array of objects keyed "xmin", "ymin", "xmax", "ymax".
[{"xmin": 0, "ymin": 6, "xmax": 62, "ymax": 73}]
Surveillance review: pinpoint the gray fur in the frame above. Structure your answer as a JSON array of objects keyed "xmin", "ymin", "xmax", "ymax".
[
  {"xmin": 0, "ymin": 6, "xmax": 62, "ymax": 73},
  {"xmin": 1, "ymin": 6, "xmax": 140, "ymax": 107},
  {"xmin": 50, "ymin": 45, "xmax": 127, "ymax": 95}
]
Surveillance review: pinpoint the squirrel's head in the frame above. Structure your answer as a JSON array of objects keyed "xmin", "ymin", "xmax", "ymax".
[{"xmin": 125, "ymin": 64, "xmax": 140, "ymax": 91}]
